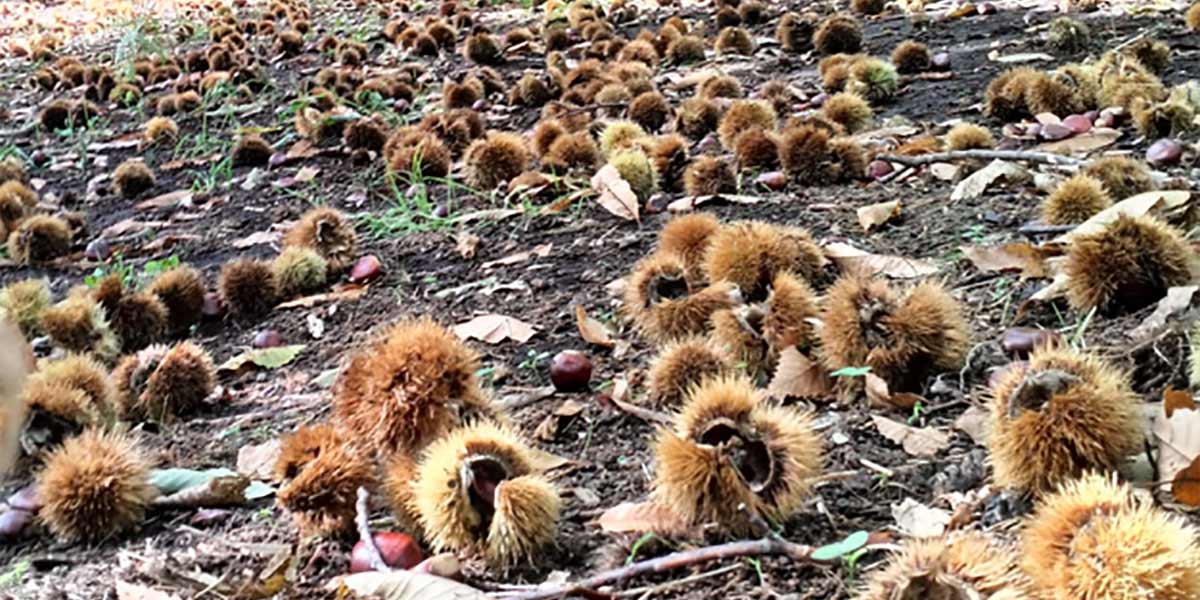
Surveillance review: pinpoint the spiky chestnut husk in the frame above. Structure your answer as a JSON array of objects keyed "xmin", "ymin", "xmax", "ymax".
[
  {"xmin": 115, "ymin": 341, "xmax": 215, "ymax": 421},
  {"xmin": 1022, "ymin": 473, "xmax": 1200, "ymax": 599},
  {"xmin": 715, "ymin": 27, "xmax": 754, "ymax": 56},
  {"xmin": 857, "ymin": 532, "xmax": 1035, "ymax": 599},
  {"xmin": 852, "ymin": 0, "xmax": 885, "ymax": 14},
  {"xmin": 1025, "ymin": 72, "xmax": 1085, "ymax": 117},
  {"xmin": 715, "ymin": 6, "xmax": 741, "ymax": 28},
  {"xmin": 40, "ymin": 295, "xmax": 119, "ymax": 359},
  {"xmin": 710, "ymin": 271, "xmax": 818, "ymax": 383},
  {"xmin": 628, "ymin": 91, "xmax": 670, "ymax": 133},
  {"xmin": 385, "ymin": 130, "xmax": 452, "ymax": 178},
  {"xmin": 984, "ymin": 68, "xmax": 1040, "ymax": 120},
  {"xmin": 512, "ymin": 73, "xmax": 554, "ymax": 108},
  {"xmin": 1122, "ymin": 37, "xmax": 1170, "ymax": 75},
  {"xmin": 891, "ymin": 40, "xmax": 931, "ymax": 74},
  {"xmin": 112, "ymin": 159, "xmax": 155, "ymax": 199},
  {"xmin": 683, "ymin": 156, "xmax": 735, "ymax": 197},
  {"xmin": 531, "ymin": 119, "xmax": 565, "ymax": 158},
  {"xmin": 699, "ymin": 75, "xmax": 743, "ymax": 100},
  {"xmin": 945, "ymin": 122, "xmax": 995, "ymax": 151},
  {"xmin": 717, "ymin": 101, "xmax": 776, "ymax": 150},
  {"xmin": 704, "ymin": 221, "xmax": 823, "ymax": 303},
  {"xmin": 1082, "ymin": 156, "xmax": 1154, "ymax": 201},
  {"xmin": 409, "ymin": 421, "xmax": 560, "ymax": 568},
  {"xmin": 275, "ymin": 423, "xmax": 343, "ymax": 482},
  {"xmin": 657, "ymin": 212, "xmax": 721, "ymax": 279},
  {"xmin": 1041, "ymin": 173, "xmax": 1111, "ymax": 226},
  {"xmin": 274, "ymin": 30, "xmax": 304, "ymax": 56},
  {"xmin": 464, "ymin": 132, "xmax": 530, "ymax": 189},
  {"xmin": 0, "ymin": 156, "xmax": 25, "ymax": 184},
  {"xmin": 93, "ymin": 276, "xmax": 167, "ymax": 353},
  {"xmin": 174, "ymin": 90, "xmax": 202, "ymax": 113},
  {"xmin": 272, "ymin": 246, "xmax": 328, "ymax": 298},
  {"xmin": 987, "ymin": 348, "xmax": 1139, "ymax": 494},
  {"xmin": 1188, "ymin": 2, "xmax": 1200, "ymax": 31},
  {"xmin": 428, "ymin": 22, "xmax": 458, "ymax": 48},
  {"xmin": 1047, "ymin": 17, "xmax": 1090, "ymax": 54},
  {"xmin": 674, "ymin": 97, "xmax": 720, "ymax": 140},
  {"xmin": 813, "ymin": 14, "xmax": 862, "ymax": 55},
  {"xmin": 617, "ymin": 39, "xmax": 659, "ymax": 65},
  {"xmin": 143, "ymin": 116, "xmax": 179, "ymax": 146},
  {"xmin": 0, "ymin": 279, "xmax": 51, "ymax": 337},
  {"xmin": 1132, "ymin": 97, "xmax": 1195, "ymax": 139},
  {"xmin": 463, "ymin": 32, "xmax": 502, "ymax": 65},
  {"xmin": 230, "ymin": 134, "xmax": 272, "ymax": 168},
  {"xmin": 544, "ymin": 131, "xmax": 601, "ymax": 172},
  {"xmin": 8, "ymin": 215, "xmax": 71, "ymax": 265},
  {"xmin": 609, "ymin": 149, "xmax": 659, "ymax": 201},
  {"xmin": 594, "ymin": 83, "xmax": 633, "ymax": 110},
  {"xmin": 26, "ymin": 353, "xmax": 118, "ymax": 425},
  {"xmin": 778, "ymin": 125, "xmax": 831, "ymax": 184},
  {"xmin": 666, "ymin": 35, "xmax": 705, "ymax": 65},
  {"xmin": 777, "ymin": 12, "xmax": 817, "ymax": 53},
  {"xmin": 146, "ymin": 266, "xmax": 205, "ymax": 335},
  {"xmin": 623, "ymin": 253, "xmax": 741, "ymax": 344},
  {"xmin": 443, "ymin": 80, "xmax": 482, "ymax": 110},
  {"xmin": 647, "ymin": 337, "xmax": 733, "ymax": 408},
  {"xmin": 652, "ymin": 376, "xmax": 822, "ymax": 535},
  {"xmin": 333, "ymin": 317, "xmax": 502, "ymax": 457},
  {"xmin": 35, "ymin": 429, "xmax": 155, "ymax": 543},
  {"xmin": 730, "ymin": 128, "xmax": 778, "ymax": 171},
  {"xmin": 845, "ymin": 58, "xmax": 899, "ymax": 104},
  {"xmin": 650, "ymin": 135, "xmax": 690, "ymax": 194},
  {"xmin": 821, "ymin": 92, "xmax": 872, "ymax": 133},
  {"xmin": 819, "ymin": 277, "xmax": 969, "ymax": 394},
  {"xmin": 599, "ymin": 121, "xmax": 648, "ymax": 158},
  {"xmin": 39, "ymin": 99, "xmax": 74, "ymax": 131},
  {"xmin": 218, "ymin": 258, "xmax": 278, "ymax": 317},
  {"xmin": 277, "ymin": 437, "xmax": 374, "ymax": 536},
  {"xmin": 819, "ymin": 53, "xmax": 859, "ymax": 92},
  {"xmin": 1065, "ymin": 214, "xmax": 1194, "ymax": 314},
  {"xmin": 283, "ymin": 207, "xmax": 358, "ymax": 273}
]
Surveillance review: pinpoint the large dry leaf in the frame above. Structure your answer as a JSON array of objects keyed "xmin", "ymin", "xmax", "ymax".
[
  {"xmin": 1152, "ymin": 400, "xmax": 1200, "ymax": 485},
  {"xmin": 1054, "ymin": 190, "xmax": 1192, "ymax": 243},
  {"xmin": 857, "ymin": 200, "xmax": 901, "ymax": 232},
  {"xmin": 237, "ymin": 439, "xmax": 281, "ymax": 481},
  {"xmin": 103, "ymin": 218, "xmax": 168, "ymax": 238},
  {"xmin": 219, "ymin": 345, "xmax": 306, "ymax": 373},
  {"xmin": 767, "ymin": 348, "xmax": 833, "ymax": 400},
  {"xmin": 960, "ymin": 243, "xmax": 1047, "ymax": 278},
  {"xmin": 452, "ymin": 314, "xmax": 537, "ymax": 344},
  {"xmin": 825, "ymin": 242, "xmax": 938, "ymax": 279},
  {"xmin": 666, "ymin": 193, "xmax": 761, "ymax": 211},
  {"xmin": 597, "ymin": 501, "xmax": 690, "ymax": 535},
  {"xmin": 953, "ymin": 406, "xmax": 991, "ymax": 445},
  {"xmin": 591, "ymin": 164, "xmax": 640, "ymax": 222},
  {"xmin": 951, "ymin": 160, "xmax": 1030, "ymax": 201},
  {"xmin": 574, "ymin": 305, "xmax": 615, "ymax": 349},
  {"xmin": 1036, "ymin": 128, "xmax": 1120, "ymax": 154},
  {"xmin": 864, "ymin": 373, "xmax": 922, "ymax": 409},
  {"xmin": 481, "ymin": 243, "xmax": 552, "ymax": 269},
  {"xmin": 872, "ymin": 415, "xmax": 951, "ymax": 457},
  {"xmin": 136, "ymin": 190, "xmax": 193, "ymax": 210},
  {"xmin": 333, "ymin": 571, "xmax": 487, "ymax": 600},
  {"xmin": 533, "ymin": 400, "xmax": 585, "ymax": 442},
  {"xmin": 891, "ymin": 497, "xmax": 950, "ymax": 538},
  {"xmin": 1128, "ymin": 286, "xmax": 1198, "ymax": 340},
  {"xmin": 152, "ymin": 474, "xmax": 250, "ymax": 508}
]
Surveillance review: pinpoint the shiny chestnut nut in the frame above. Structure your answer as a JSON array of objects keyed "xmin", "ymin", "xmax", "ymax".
[
  {"xmin": 349, "ymin": 531, "xmax": 424, "ymax": 573},
  {"xmin": 549, "ymin": 350, "xmax": 592, "ymax": 392}
]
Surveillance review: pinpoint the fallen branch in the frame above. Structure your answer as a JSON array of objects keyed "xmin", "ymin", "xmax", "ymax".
[
  {"xmin": 355, "ymin": 487, "xmax": 392, "ymax": 573},
  {"xmin": 494, "ymin": 537, "xmax": 820, "ymax": 599},
  {"xmin": 878, "ymin": 149, "xmax": 1084, "ymax": 167}
]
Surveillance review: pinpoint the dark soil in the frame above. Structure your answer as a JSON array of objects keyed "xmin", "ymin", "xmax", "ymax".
[{"xmin": 0, "ymin": 1, "xmax": 1196, "ymax": 598}]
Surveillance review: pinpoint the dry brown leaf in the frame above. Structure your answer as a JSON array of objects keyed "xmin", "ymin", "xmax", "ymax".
[
  {"xmin": 1165, "ymin": 388, "xmax": 1197, "ymax": 419},
  {"xmin": 102, "ymin": 218, "xmax": 168, "ymax": 239},
  {"xmin": 597, "ymin": 501, "xmax": 690, "ymax": 535},
  {"xmin": 237, "ymin": 439, "xmax": 282, "ymax": 481},
  {"xmin": 767, "ymin": 348, "xmax": 833, "ymax": 400},
  {"xmin": 152, "ymin": 475, "xmax": 249, "ymax": 508},
  {"xmin": 1036, "ymin": 128, "xmax": 1120, "ymax": 154},
  {"xmin": 575, "ymin": 305, "xmax": 616, "ymax": 349},
  {"xmin": 951, "ymin": 160, "xmax": 1030, "ymax": 201},
  {"xmin": 960, "ymin": 243, "xmax": 1048, "ymax": 278},
  {"xmin": 534, "ymin": 400, "xmax": 586, "ymax": 442},
  {"xmin": 233, "ymin": 230, "xmax": 280, "ymax": 249},
  {"xmin": 452, "ymin": 314, "xmax": 537, "ymax": 344},
  {"xmin": 1173, "ymin": 456, "xmax": 1200, "ymax": 507},
  {"xmin": 825, "ymin": 242, "xmax": 938, "ymax": 279},
  {"xmin": 454, "ymin": 232, "xmax": 480, "ymax": 260},
  {"xmin": 857, "ymin": 200, "xmax": 902, "ymax": 232},
  {"xmin": 294, "ymin": 166, "xmax": 320, "ymax": 183},
  {"xmin": 872, "ymin": 415, "xmax": 950, "ymax": 457},
  {"xmin": 891, "ymin": 497, "xmax": 950, "ymax": 538},
  {"xmin": 864, "ymin": 373, "xmax": 923, "ymax": 409},
  {"xmin": 1153, "ymin": 401, "xmax": 1200, "ymax": 485},
  {"xmin": 332, "ymin": 571, "xmax": 487, "ymax": 600},
  {"xmin": 591, "ymin": 164, "xmax": 640, "ymax": 222},
  {"xmin": 276, "ymin": 285, "xmax": 367, "ymax": 309},
  {"xmin": 116, "ymin": 581, "xmax": 181, "ymax": 600},
  {"xmin": 666, "ymin": 194, "xmax": 761, "ymax": 211},
  {"xmin": 953, "ymin": 405, "xmax": 991, "ymax": 445},
  {"xmin": 481, "ymin": 243, "xmax": 553, "ymax": 269},
  {"xmin": 1129, "ymin": 286, "xmax": 1198, "ymax": 340},
  {"xmin": 987, "ymin": 51, "xmax": 1055, "ymax": 63},
  {"xmin": 136, "ymin": 190, "xmax": 193, "ymax": 210},
  {"xmin": 1055, "ymin": 190, "xmax": 1192, "ymax": 243}
]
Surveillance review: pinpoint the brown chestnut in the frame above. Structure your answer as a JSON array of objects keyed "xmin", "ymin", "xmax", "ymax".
[
  {"xmin": 549, "ymin": 350, "xmax": 592, "ymax": 392},
  {"xmin": 350, "ymin": 531, "xmax": 424, "ymax": 573}
]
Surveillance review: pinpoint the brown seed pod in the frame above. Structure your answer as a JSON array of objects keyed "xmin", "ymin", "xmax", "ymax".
[
  {"xmin": 217, "ymin": 258, "xmax": 278, "ymax": 317},
  {"xmin": 704, "ymin": 221, "xmax": 824, "ymax": 302},
  {"xmin": 283, "ymin": 207, "xmax": 358, "ymax": 273},
  {"xmin": 813, "ymin": 14, "xmax": 862, "ymax": 55},
  {"xmin": 646, "ymin": 336, "xmax": 733, "ymax": 408},
  {"xmin": 1065, "ymin": 214, "xmax": 1194, "ymax": 314},
  {"xmin": 857, "ymin": 532, "xmax": 1034, "ymax": 599},
  {"xmin": 277, "ymin": 436, "xmax": 374, "ymax": 536},
  {"xmin": 623, "ymin": 253, "xmax": 741, "ymax": 344},
  {"xmin": 1041, "ymin": 173, "xmax": 1111, "ymax": 225},
  {"xmin": 7, "ymin": 215, "xmax": 71, "ymax": 265}
]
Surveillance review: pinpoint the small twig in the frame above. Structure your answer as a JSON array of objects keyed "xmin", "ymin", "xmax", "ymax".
[
  {"xmin": 878, "ymin": 149, "xmax": 1084, "ymax": 167},
  {"xmin": 607, "ymin": 397, "xmax": 673, "ymax": 424},
  {"xmin": 355, "ymin": 487, "xmax": 392, "ymax": 573},
  {"xmin": 899, "ymin": 72, "xmax": 955, "ymax": 84},
  {"xmin": 495, "ymin": 537, "xmax": 820, "ymax": 600},
  {"xmin": 1018, "ymin": 222, "xmax": 1077, "ymax": 237}
]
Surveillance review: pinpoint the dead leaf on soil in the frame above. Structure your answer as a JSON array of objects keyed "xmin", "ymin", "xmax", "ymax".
[
  {"xmin": 1172, "ymin": 456, "xmax": 1200, "ymax": 507},
  {"xmin": 891, "ymin": 497, "xmax": 951, "ymax": 538},
  {"xmin": 237, "ymin": 439, "xmax": 281, "ymax": 481},
  {"xmin": 116, "ymin": 581, "xmax": 181, "ymax": 600},
  {"xmin": 929, "ymin": 163, "xmax": 961, "ymax": 181},
  {"xmin": 1165, "ymin": 387, "xmax": 1197, "ymax": 418},
  {"xmin": 455, "ymin": 232, "xmax": 480, "ymax": 260},
  {"xmin": 481, "ymin": 243, "xmax": 553, "ymax": 270},
  {"xmin": 951, "ymin": 159, "xmax": 1030, "ymax": 202},
  {"xmin": 294, "ymin": 166, "xmax": 319, "ymax": 183},
  {"xmin": 1055, "ymin": 190, "xmax": 1192, "ymax": 243},
  {"xmin": 233, "ymin": 230, "xmax": 280, "ymax": 249},
  {"xmin": 152, "ymin": 474, "xmax": 251, "ymax": 508},
  {"xmin": 452, "ymin": 314, "xmax": 537, "ymax": 344},
  {"xmin": 533, "ymin": 400, "xmax": 585, "ymax": 442},
  {"xmin": 960, "ymin": 243, "xmax": 1048, "ymax": 278},
  {"xmin": 332, "ymin": 570, "xmax": 487, "ymax": 600},
  {"xmin": 988, "ymin": 51, "xmax": 1055, "ymax": 63},
  {"xmin": 864, "ymin": 373, "xmax": 923, "ymax": 410},
  {"xmin": 575, "ymin": 305, "xmax": 616, "ymax": 349},
  {"xmin": 102, "ymin": 218, "xmax": 168, "ymax": 239},
  {"xmin": 591, "ymin": 164, "xmax": 640, "ymax": 222},
  {"xmin": 276, "ymin": 284, "xmax": 367, "ymax": 309},
  {"xmin": 136, "ymin": 190, "xmax": 193, "ymax": 210},
  {"xmin": 767, "ymin": 348, "xmax": 833, "ymax": 400},
  {"xmin": 953, "ymin": 405, "xmax": 991, "ymax": 445},
  {"xmin": 825, "ymin": 242, "xmax": 938, "ymax": 279},
  {"xmin": 666, "ymin": 193, "xmax": 761, "ymax": 212},
  {"xmin": 597, "ymin": 501, "xmax": 691, "ymax": 535},
  {"xmin": 872, "ymin": 415, "xmax": 951, "ymax": 457},
  {"xmin": 1152, "ymin": 395, "xmax": 1200, "ymax": 488},
  {"xmin": 218, "ymin": 344, "xmax": 306, "ymax": 373},
  {"xmin": 857, "ymin": 200, "xmax": 901, "ymax": 232},
  {"xmin": 1036, "ymin": 128, "xmax": 1120, "ymax": 154},
  {"xmin": 1129, "ymin": 286, "xmax": 1198, "ymax": 340}
]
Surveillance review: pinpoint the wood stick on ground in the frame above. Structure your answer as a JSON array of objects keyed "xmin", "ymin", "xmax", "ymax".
[
  {"xmin": 1018, "ymin": 222, "xmax": 1077, "ymax": 237},
  {"xmin": 355, "ymin": 487, "xmax": 392, "ymax": 573},
  {"xmin": 878, "ymin": 149, "xmax": 1084, "ymax": 167},
  {"xmin": 494, "ymin": 537, "xmax": 821, "ymax": 600}
]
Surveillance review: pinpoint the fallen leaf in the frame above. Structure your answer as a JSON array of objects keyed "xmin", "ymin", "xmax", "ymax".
[
  {"xmin": 865, "ymin": 373, "xmax": 923, "ymax": 409},
  {"xmin": 534, "ymin": 400, "xmax": 585, "ymax": 441},
  {"xmin": 872, "ymin": 415, "xmax": 951, "ymax": 457},
  {"xmin": 597, "ymin": 501, "xmax": 691, "ymax": 535},
  {"xmin": 825, "ymin": 242, "xmax": 939, "ymax": 279},
  {"xmin": 988, "ymin": 51, "xmax": 1055, "ymax": 63},
  {"xmin": 953, "ymin": 405, "xmax": 991, "ymax": 445},
  {"xmin": 1129, "ymin": 286, "xmax": 1199, "ymax": 340},
  {"xmin": 454, "ymin": 232, "xmax": 480, "ymax": 259},
  {"xmin": 276, "ymin": 284, "xmax": 367, "ymax": 309},
  {"xmin": 481, "ymin": 243, "xmax": 553, "ymax": 269},
  {"xmin": 452, "ymin": 314, "xmax": 537, "ymax": 344},
  {"xmin": 1036, "ymin": 128, "xmax": 1120, "ymax": 154},
  {"xmin": 575, "ymin": 305, "xmax": 615, "ymax": 349},
  {"xmin": 1165, "ymin": 388, "xmax": 1197, "ymax": 419},
  {"xmin": 233, "ymin": 230, "xmax": 280, "ymax": 249},
  {"xmin": 333, "ymin": 570, "xmax": 487, "ymax": 600},
  {"xmin": 102, "ymin": 218, "xmax": 167, "ymax": 239},
  {"xmin": 1173, "ymin": 456, "xmax": 1200, "ymax": 506},
  {"xmin": 116, "ymin": 581, "xmax": 181, "ymax": 600},
  {"xmin": 237, "ymin": 439, "xmax": 281, "ymax": 481},
  {"xmin": 891, "ymin": 497, "xmax": 951, "ymax": 538},
  {"xmin": 294, "ymin": 166, "xmax": 320, "ymax": 182},
  {"xmin": 1055, "ymin": 190, "xmax": 1192, "ymax": 243},
  {"xmin": 929, "ymin": 163, "xmax": 961, "ymax": 181},
  {"xmin": 591, "ymin": 164, "xmax": 640, "ymax": 222},
  {"xmin": 1153, "ymin": 400, "xmax": 1200, "ymax": 485},
  {"xmin": 149, "ymin": 468, "xmax": 238, "ymax": 494},
  {"xmin": 951, "ymin": 160, "xmax": 1030, "ymax": 201},
  {"xmin": 218, "ymin": 344, "xmax": 306, "ymax": 373},
  {"xmin": 152, "ymin": 474, "xmax": 250, "ymax": 508},
  {"xmin": 960, "ymin": 243, "xmax": 1047, "ymax": 278},
  {"xmin": 767, "ymin": 348, "xmax": 833, "ymax": 400},
  {"xmin": 666, "ymin": 193, "xmax": 761, "ymax": 211},
  {"xmin": 286, "ymin": 140, "xmax": 316, "ymax": 159},
  {"xmin": 135, "ymin": 190, "xmax": 193, "ymax": 210},
  {"xmin": 857, "ymin": 200, "xmax": 901, "ymax": 232}
]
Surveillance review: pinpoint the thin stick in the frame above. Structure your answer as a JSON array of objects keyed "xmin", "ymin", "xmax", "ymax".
[
  {"xmin": 355, "ymin": 487, "xmax": 392, "ymax": 573},
  {"xmin": 496, "ymin": 537, "xmax": 820, "ymax": 600},
  {"xmin": 1017, "ymin": 222, "xmax": 1076, "ymax": 237},
  {"xmin": 878, "ymin": 149, "xmax": 1084, "ymax": 167}
]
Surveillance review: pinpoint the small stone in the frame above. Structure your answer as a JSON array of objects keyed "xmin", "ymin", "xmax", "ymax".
[
  {"xmin": 191, "ymin": 508, "xmax": 233, "ymax": 527},
  {"xmin": 1002, "ymin": 327, "xmax": 1061, "ymax": 358},
  {"xmin": 1083, "ymin": 110, "xmax": 1099, "ymax": 123},
  {"xmin": 1062, "ymin": 114, "xmax": 1092, "ymax": 134},
  {"xmin": 1038, "ymin": 123, "xmax": 1073, "ymax": 141},
  {"xmin": 472, "ymin": 99, "xmax": 488, "ymax": 111},
  {"xmin": 1147, "ymin": 139, "xmax": 1182, "ymax": 165},
  {"xmin": 393, "ymin": 99, "xmax": 409, "ymax": 113},
  {"xmin": 84, "ymin": 237, "xmax": 111, "ymax": 261},
  {"xmin": 756, "ymin": 171, "xmax": 787, "ymax": 190},
  {"xmin": 977, "ymin": 2, "xmax": 996, "ymax": 14},
  {"xmin": 0, "ymin": 510, "xmax": 32, "ymax": 539},
  {"xmin": 810, "ymin": 93, "xmax": 828, "ymax": 108},
  {"xmin": 202, "ymin": 292, "xmax": 225, "ymax": 318},
  {"xmin": 268, "ymin": 152, "xmax": 288, "ymax": 169},
  {"xmin": 6, "ymin": 486, "xmax": 40, "ymax": 512},
  {"xmin": 349, "ymin": 255, "xmax": 383, "ymax": 283},
  {"xmin": 30, "ymin": 150, "xmax": 49, "ymax": 167},
  {"xmin": 867, "ymin": 160, "xmax": 894, "ymax": 180},
  {"xmin": 252, "ymin": 330, "xmax": 283, "ymax": 348},
  {"xmin": 432, "ymin": 203, "xmax": 449, "ymax": 219},
  {"xmin": 930, "ymin": 52, "xmax": 952, "ymax": 71}
]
